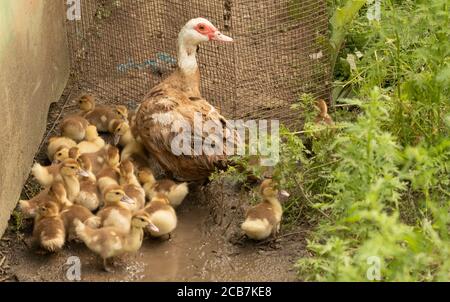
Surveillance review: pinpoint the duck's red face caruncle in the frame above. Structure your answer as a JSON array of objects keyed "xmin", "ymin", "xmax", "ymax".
[{"xmin": 194, "ymin": 22, "xmax": 233, "ymax": 42}]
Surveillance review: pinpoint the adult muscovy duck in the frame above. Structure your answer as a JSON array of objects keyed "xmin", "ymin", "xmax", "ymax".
[{"xmin": 135, "ymin": 18, "xmax": 240, "ymax": 182}]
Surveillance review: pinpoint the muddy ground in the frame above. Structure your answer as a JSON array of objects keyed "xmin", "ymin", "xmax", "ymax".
[{"xmin": 0, "ymin": 80, "xmax": 308, "ymax": 282}]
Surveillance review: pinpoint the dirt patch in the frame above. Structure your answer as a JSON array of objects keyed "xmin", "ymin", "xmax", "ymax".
[{"xmin": 3, "ymin": 183, "xmax": 307, "ymax": 282}]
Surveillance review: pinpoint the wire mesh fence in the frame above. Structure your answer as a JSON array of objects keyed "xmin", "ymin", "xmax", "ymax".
[{"xmin": 67, "ymin": 0, "xmax": 331, "ymax": 129}]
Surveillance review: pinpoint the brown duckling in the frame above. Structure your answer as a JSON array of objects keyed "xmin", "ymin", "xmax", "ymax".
[
  {"xmin": 33, "ymin": 201, "xmax": 65, "ymax": 252},
  {"xmin": 96, "ymin": 186, "xmax": 135, "ymax": 232},
  {"xmin": 55, "ymin": 146, "xmax": 108, "ymax": 176},
  {"xmin": 138, "ymin": 168, "xmax": 188, "ymax": 208},
  {"xmin": 138, "ymin": 194, "xmax": 177, "ymax": 238},
  {"xmin": 19, "ymin": 181, "xmax": 71, "ymax": 218},
  {"xmin": 315, "ymin": 99, "xmax": 334, "ymax": 126},
  {"xmin": 61, "ymin": 205, "xmax": 100, "ymax": 241},
  {"xmin": 78, "ymin": 95, "xmax": 127, "ymax": 132},
  {"xmin": 74, "ymin": 212, "xmax": 156, "ymax": 272},
  {"xmin": 241, "ymin": 179, "xmax": 288, "ymax": 240},
  {"xmin": 60, "ymin": 115, "xmax": 90, "ymax": 142}
]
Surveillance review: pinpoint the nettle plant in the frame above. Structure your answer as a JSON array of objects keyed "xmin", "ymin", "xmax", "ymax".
[{"xmin": 296, "ymin": 88, "xmax": 450, "ymax": 281}]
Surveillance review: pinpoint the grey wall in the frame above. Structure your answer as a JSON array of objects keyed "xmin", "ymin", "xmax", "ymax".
[{"xmin": 0, "ymin": 0, "xmax": 70, "ymax": 236}]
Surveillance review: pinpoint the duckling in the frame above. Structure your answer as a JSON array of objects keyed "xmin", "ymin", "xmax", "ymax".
[
  {"xmin": 138, "ymin": 168, "xmax": 188, "ymax": 208},
  {"xmin": 32, "ymin": 201, "xmax": 65, "ymax": 252},
  {"xmin": 78, "ymin": 95, "xmax": 126, "ymax": 132},
  {"xmin": 60, "ymin": 115, "xmax": 90, "ymax": 142},
  {"xmin": 96, "ymin": 146, "xmax": 121, "ymax": 195},
  {"xmin": 53, "ymin": 147, "xmax": 71, "ymax": 164},
  {"xmin": 119, "ymin": 159, "xmax": 141, "ymax": 187},
  {"xmin": 76, "ymin": 125, "xmax": 106, "ymax": 154},
  {"xmin": 61, "ymin": 205, "xmax": 100, "ymax": 241},
  {"xmin": 96, "ymin": 185, "xmax": 135, "ymax": 232},
  {"xmin": 55, "ymin": 146, "xmax": 108, "ymax": 176},
  {"xmin": 139, "ymin": 194, "xmax": 177, "ymax": 238},
  {"xmin": 74, "ymin": 155, "xmax": 101, "ymax": 211},
  {"xmin": 31, "ymin": 162, "xmax": 62, "ymax": 187},
  {"xmin": 241, "ymin": 179, "xmax": 288, "ymax": 241},
  {"xmin": 110, "ymin": 120, "xmax": 146, "ymax": 161},
  {"xmin": 74, "ymin": 212, "xmax": 157, "ymax": 272},
  {"xmin": 47, "ymin": 136, "xmax": 77, "ymax": 162},
  {"xmin": 19, "ymin": 181, "xmax": 73, "ymax": 218},
  {"xmin": 59, "ymin": 158, "xmax": 90, "ymax": 201},
  {"xmin": 315, "ymin": 99, "xmax": 334, "ymax": 126},
  {"xmin": 119, "ymin": 160, "xmax": 145, "ymax": 211},
  {"xmin": 115, "ymin": 105, "xmax": 129, "ymax": 121}
]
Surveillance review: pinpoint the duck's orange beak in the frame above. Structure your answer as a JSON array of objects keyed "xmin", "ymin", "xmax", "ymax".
[{"xmin": 211, "ymin": 31, "xmax": 233, "ymax": 42}]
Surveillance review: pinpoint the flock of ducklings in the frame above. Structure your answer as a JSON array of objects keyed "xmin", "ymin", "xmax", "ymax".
[{"xmin": 19, "ymin": 94, "xmax": 287, "ymax": 272}]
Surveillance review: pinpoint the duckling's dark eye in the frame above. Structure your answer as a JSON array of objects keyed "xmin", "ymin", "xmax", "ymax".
[{"xmin": 115, "ymin": 192, "xmax": 120, "ymax": 195}]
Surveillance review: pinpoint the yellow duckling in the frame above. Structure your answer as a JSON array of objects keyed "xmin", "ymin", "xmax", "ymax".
[
  {"xmin": 96, "ymin": 186, "xmax": 135, "ymax": 232},
  {"xmin": 31, "ymin": 161, "xmax": 62, "ymax": 187},
  {"xmin": 58, "ymin": 158, "xmax": 90, "ymax": 201},
  {"xmin": 96, "ymin": 146, "xmax": 121, "ymax": 195},
  {"xmin": 33, "ymin": 201, "xmax": 65, "ymax": 252},
  {"xmin": 110, "ymin": 120, "xmax": 146, "ymax": 161},
  {"xmin": 138, "ymin": 194, "xmax": 177, "ymax": 239},
  {"xmin": 60, "ymin": 115, "xmax": 90, "ymax": 142},
  {"xmin": 241, "ymin": 179, "xmax": 289, "ymax": 240},
  {"xmin": 138, "ymin": 168, "xmax": 188, "ymax": 208},
  {"xmin": 47, "ymin": 136, "xmax": 77, "ymax": 162},
  {"xmin": 74, "ymin": 212, "xmax": 157, "ymax": 272},
  {"xmin": 76, "ymin": 125, "xmax": 106, "ymax": 154},
  {"xmin": 119, "ymin": 160, "xmax": 145, "ymax": 211},
  {"xmin": 74, "ymin": 155, "xmax": 101, "ymax": 211}
]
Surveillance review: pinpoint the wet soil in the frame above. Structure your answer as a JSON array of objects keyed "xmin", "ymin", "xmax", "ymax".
[{"xmin": 1, "ymin": 183, "xmax": 307, "ymax": 281}]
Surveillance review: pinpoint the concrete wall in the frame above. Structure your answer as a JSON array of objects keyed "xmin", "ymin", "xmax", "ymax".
[{"xmin": 0, "ymin": 1, "xmax": 70, "ymax": 236}]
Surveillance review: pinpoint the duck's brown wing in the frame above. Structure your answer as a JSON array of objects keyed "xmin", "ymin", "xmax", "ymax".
[{"xmin": 136, "ymin": 91, "xmax": 241, "ymax": 182}]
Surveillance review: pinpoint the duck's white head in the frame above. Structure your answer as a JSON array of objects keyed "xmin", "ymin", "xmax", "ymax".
[
  {"xmin": 178, "ymin": 17, "xmax": 233, "ymax": 73},
  {"xmin": 179, "ymin": 17, "xmax": 233, "ymax": 46}
]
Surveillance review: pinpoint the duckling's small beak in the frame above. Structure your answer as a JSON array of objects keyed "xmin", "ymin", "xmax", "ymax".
[
  {"xmin": 77, "ymin": 169, "xmax": 90, "ymax": 177},
  {"xmin": 146, "ymin": 222, "xmax": 159, "ymax": 233},
  {"xmin": 211, "ymin": 31, "xmax": 233, "ymax": 42},
  {"xmin": 120, "ymin": 195, "xmax": 135, "ymax": 204},
  {"xmin": 113, "ymin": 134, "xmax": 121, "ymax": 146},
  {"xmin": 52, "ymin": 159, "xmax": 61, "ymax": 165}
]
